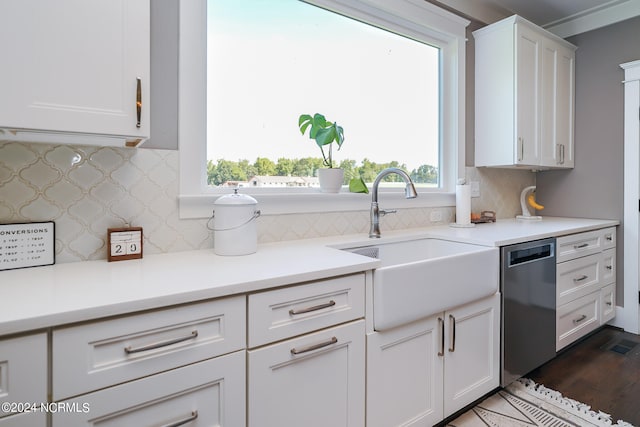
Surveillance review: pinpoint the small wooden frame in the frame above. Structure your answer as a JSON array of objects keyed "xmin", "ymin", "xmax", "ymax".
[{"xmin": 107, "ymin": 227, "xmax": 143, "ymax": 262}]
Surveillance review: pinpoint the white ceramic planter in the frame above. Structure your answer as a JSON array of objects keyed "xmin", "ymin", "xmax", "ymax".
[{"xmin": 318, "ymin": 168, "xmax": 344, "ymax": 193}]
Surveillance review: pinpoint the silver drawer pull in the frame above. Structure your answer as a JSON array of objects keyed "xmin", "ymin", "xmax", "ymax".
[
  {"xmin": 124, "ymin": 330, "xmax": 198, "ymax": 354},
  {"xmin": 291, "ymin": 336, "xmax": 338, "ymax": 355},
  {"xmin": 448, "ymin": 314, "xmax": 456, "ymax": 353},
  {"xmin": 289, "ymin": 300, "xmax": 336, "ymax": 316},
  {"xmin": 161, "ymin": 411, "xmax": 198, "ymax": 427},
  {"xmin": 573, "ymin": 275, "xmax": 588, "ymax": 282},
  {"xmin": 573, "ymin": 314, "xmax": 587, "ymax": 324},
  {"xmin": 573, "ymin": 243, "xmax": 589, "ymax": 249},
  {"xmin": 438, "ymin": 317, "xmax": 444, "ymax": 356}
]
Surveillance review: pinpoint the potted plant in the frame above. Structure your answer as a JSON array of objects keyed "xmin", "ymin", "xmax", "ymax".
[{"xmin": 298, "ymin": 113, "xmax": 345, "ymax": 193}]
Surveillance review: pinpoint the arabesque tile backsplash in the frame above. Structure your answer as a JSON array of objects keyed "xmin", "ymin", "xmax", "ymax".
[{"xmin": 0, "ymin": 141, "xmax": 535, "ymax": 263}]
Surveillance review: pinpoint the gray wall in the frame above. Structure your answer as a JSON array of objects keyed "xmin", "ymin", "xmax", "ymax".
[
  {"xmin": 536, "ymin": 15, "xmax": 640, "ymax": 305},
  {"xmin": 146, "ymin": 0, "xmax": 179, "ymax": 150}
]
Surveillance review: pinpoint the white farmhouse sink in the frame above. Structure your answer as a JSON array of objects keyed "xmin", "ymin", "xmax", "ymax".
[{"xmin": 344, "ymin": 239, "xmax": 499, "ymax": 331}]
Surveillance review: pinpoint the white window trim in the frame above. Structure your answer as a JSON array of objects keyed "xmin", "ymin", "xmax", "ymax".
[{"xmin": 178, "ymin": 0, "xmax": 469, "ymax": 219}]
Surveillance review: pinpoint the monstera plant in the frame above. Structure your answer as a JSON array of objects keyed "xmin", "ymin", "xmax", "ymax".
[
  {"xmin": 298, "ymin": 113, "xmax": 345, "ymax": 192},
  {"xmin": 298, "ymin": 113, "xmax": 344, "ymax": 168}
]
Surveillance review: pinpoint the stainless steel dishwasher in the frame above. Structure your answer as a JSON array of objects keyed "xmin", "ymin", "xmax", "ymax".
[{"xmin": 501, "ymin": 238, "xmax": 556, "ymax": 387}]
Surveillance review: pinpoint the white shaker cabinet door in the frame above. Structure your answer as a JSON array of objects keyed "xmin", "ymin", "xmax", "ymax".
[
  {"xmin": 515, "ymin": 22, "xmax": 541, "ymax": 166},
  {"xmin": 0, "ymin": 334, "xmax": 47, "ymax": 418},
  {"xmin": 366, "ymin": 316, "xmax": 444, "ymax": 427},
  {"xmin": 443, "ymin": 293, "xmax": 500, "ymax": 417},
  {"xmin": 248, "ymin": 320, "xmax": 365, "ymax": 427},
  {"xmin": 540, "ymin": 39, "xmax": 575, "ymax": 168},
  {"xmin": 0, "ymin": 0, "xmax": 149, "ymax": 142}
]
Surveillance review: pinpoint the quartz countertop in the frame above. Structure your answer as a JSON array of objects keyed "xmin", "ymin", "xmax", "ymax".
[{"xmin": 0, "ymin": 216, "xmax": 618, "ymax": 336}]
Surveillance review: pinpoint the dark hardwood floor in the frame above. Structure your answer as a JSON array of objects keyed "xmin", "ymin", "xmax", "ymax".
[{"xmin": 528, "ymin": 326, "xmax": 640, "ymax": 426}]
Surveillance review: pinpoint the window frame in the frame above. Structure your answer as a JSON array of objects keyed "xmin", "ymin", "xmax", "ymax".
[{"xmin": 178, "ymin": 0, "xmax": 469, "ymax": 219}]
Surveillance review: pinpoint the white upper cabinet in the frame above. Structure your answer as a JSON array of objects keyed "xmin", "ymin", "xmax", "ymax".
[
  {"xmin": 474, "ymin": 15, "xmax": 576, "ymax": 169},
  {"xmin": 0, "ymin": 0, "xmax": 150, "ymax": 147}
]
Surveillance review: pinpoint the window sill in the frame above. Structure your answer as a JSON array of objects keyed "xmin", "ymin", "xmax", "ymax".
[{"xmin": 179, "ymin": 190, "xmax": 455, "ymax": 219}]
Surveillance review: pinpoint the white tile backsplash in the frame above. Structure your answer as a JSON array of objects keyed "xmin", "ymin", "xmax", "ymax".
[{"xmin": 0, "ymin": 141, "xmax": 535, "ymax": 263}]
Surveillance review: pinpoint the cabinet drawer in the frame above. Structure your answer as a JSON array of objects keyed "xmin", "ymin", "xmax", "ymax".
[
  {"xmin": 248, "ymin": 274, "xmax": 365, "ymax": 348},
  {"xmin": 0, "ymin": 412, "xmax": 45, "ymax": 427},
  {"xmin": 556, "ymin": 229, "xmax": 603, "ymax": 263},
  {"xmin": 600, "ymin": 283, "xmax": 616, "ymax": 325},
  {"xmin": 556, "ymin": 291, "xmax": 599, "ymax": 351},
  {"xmin": 248, "ymin": 320, "xmax": 365, "ymax": 427},
  {"xmin": 557, "ymin": 253, "xmax": 601, "ymax": 306},
  {"xmin": 52, "ymin": 350, "xmax": 246, "ymax": 427},
  {"xmin": 53, "ymin": 295, "xmax": 245, "ymax": 400},
  {"xmin": 0, "ymin": 334, "xmax": 47, "ymax": 418},
  {"xmin": 601, "ymin": 227, "xmax": 616, "ymax": 250},
  {"xmin": 601, "ymin": 248, "xmax": 616, "ymax": 285}
]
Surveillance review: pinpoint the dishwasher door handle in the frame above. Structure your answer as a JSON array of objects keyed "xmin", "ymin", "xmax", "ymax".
[{"xmin": 507, "ymin": 242, "xmax": 555, "ymax": 267}]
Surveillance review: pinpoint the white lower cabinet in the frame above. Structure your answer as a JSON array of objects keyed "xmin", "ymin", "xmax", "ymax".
[
  {"xmin": 367, "ymin": 315, "xmax": 443, "ymax": 426},
  {"xmin": 52, "ymin": 350, "xmax": 245, "ymax": 427},
  {"xmin": 557, "ymin": 291, "xmax": 600, "ymax": 350},
  {"xmin": 248, "ymin": 320, "xmax": 365, "ymax": 427},
  {"xmin": 367, "ymin": 294, "xmax": 500, "ymax": 426},
  {"xmin": 443, "ymin": 293, "xmax": 501, "ymax": 416},
  {"xmin": 601, "ymin": 282, "xmax": 616, "ymax": 324},
  {"xmin": 556, "ymin": 227, "xmax": 617, "ymax": 350},
  {"xmin": 0, "ymin": 333, "xmax": 47, "ymax": 427},
  {"xmin": 51, "ymin": 296, "xmax": 246, "ymax": 426},
  {"xmin": 53, "ymin": 296, "xmax": 245, "ymax": 400}
]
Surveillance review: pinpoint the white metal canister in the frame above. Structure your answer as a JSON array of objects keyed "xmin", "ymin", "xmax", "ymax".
[{"xmin": 211, "ymin": 190, "xmax": 260, "ymax": 256}]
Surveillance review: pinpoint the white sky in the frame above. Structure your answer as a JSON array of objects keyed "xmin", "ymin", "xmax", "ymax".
[{"xmin": 206, "ymin": 0, "xmax": 440, "ymax": 171}]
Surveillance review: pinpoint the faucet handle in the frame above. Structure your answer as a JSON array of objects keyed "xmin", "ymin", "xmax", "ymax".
[{"xmin": 379, "ymin": 209, "xmax": 397, "ymax": 216}]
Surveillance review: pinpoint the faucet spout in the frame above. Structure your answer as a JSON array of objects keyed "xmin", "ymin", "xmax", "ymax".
[{"xmin": 369, "ymin": 167, "xmax": 417, "ymax": 238}]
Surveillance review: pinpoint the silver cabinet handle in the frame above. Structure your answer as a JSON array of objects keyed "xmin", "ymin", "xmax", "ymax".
[
  {"xmin": 560, "ymin": 144, "xmax": 565, "ymax": 164},
  {"xmin": 161, "ymin": 411, "xmax": 198, "ymax": 427},
  {"xmin": 573, "ymin": 314, "xmax": 587, "ymax": 324},
  {"xmin": 289, "ymin": 300, "xmax": 335, "ymax": 316},
  {"xmin": 124, "ymin": 330, "xmax": 198, "ymax": 354},
  {"xmin": 517, "ymin": 137, "xmax": 524, "ymax": 162},
  {"xmin": 438, "ymin": 317, "xmax": 444, "ymax": 357},
  {"xmin": 136, "ymin": 77, "xmax": 142, "ymax": 128},
  {"xmin": 448, "ymin": 314, "xmax": 456, "ymax": 353},
  {"xmin": 573, "ymin": 275, "xmax": 588, "ymax": 283},
  {"xmin": 291, "ymin": 336, "xmax": 337, "ymax": 355},
  {"xmin": 573, "ymin": 243, "xmax": 589, "ymax": 249}
]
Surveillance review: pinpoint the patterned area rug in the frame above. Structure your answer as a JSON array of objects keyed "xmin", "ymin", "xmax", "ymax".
[{"xmin": 447, "ymin": 379, "xmax": 635, "ymax": 427}]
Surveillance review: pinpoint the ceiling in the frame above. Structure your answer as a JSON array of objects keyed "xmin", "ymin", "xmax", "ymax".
[{"xmin": 431, "ymin": 0, "xmax": 640, "ymax": 37}]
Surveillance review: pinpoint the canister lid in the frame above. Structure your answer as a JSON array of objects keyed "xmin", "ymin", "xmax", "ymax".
[{"xmin": 213, "ymin": 188, "xmax": 258, "ymax": 205}]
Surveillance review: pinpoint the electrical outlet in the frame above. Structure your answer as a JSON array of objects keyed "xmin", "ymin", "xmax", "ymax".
[
  {"xmin": 430, "ymin": 210, "xmax": 442, "ymax": 222},
  {"xmin": 470, "ymin": 181, "xmax": 480, "ymax": 198}
]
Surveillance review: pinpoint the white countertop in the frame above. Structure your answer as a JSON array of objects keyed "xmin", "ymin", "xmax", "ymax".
[{"xmin": 0, "ymin": 216, "xmax": 618, "ymax": 336}]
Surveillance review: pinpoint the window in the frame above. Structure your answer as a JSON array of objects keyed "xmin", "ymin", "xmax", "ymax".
[
  {"xmin": 179, "ymin": 0, "xmax": 469, "ymax": 218},
  {"xmin": 207, "ymin": 0, "xmax": 439, "ymax": 189}
]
